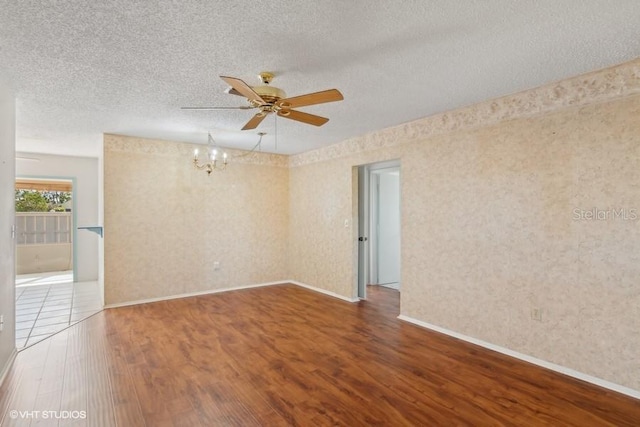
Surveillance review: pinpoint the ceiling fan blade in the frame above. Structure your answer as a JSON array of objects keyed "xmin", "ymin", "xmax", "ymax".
[
  {"xmin": 220, "ymin": 76, "xmax": 266, "ymax": 105},
  {"xmin": 277, "ymin": 109, "xmax": 329, "ymax": 126},
  {"xmin": 277, "ymin": 89, "xmax": 343, "ymax": 109},
  {"xmin": 242, "ymin": 112, "xmax": 269, "ymax": 130},
  {"xmin": 181, "ymin": 106, "xmax": 253, "ymax": 110}
]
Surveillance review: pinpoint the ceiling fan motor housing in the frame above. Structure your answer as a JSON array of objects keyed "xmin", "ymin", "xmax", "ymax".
[{"xmin": 252, "ymin": 85, "xmax": 286, "ymax": 104}]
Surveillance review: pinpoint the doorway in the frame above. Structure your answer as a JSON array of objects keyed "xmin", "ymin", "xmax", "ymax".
[
  {"xmin": 15, "ymin": 178, "xmax": 74, "ymax": 278},
  {"xmin": 357, "ymin": 160, "xmax": 401, "ymax": 300},
  {"xmin": 14, "ymin": 177, "xmax": 101, "ymax": 348}
]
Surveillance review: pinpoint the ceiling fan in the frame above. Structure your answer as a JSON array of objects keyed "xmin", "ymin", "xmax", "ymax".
[{"xmin": 182, "ymin": 72, "xmax": 344, "ymax": 131}]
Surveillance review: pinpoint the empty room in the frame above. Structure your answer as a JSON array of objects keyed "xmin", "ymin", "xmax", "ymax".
[{"xmin": 1, "ymin": 2, "xmax": 640, "ymax": 426}]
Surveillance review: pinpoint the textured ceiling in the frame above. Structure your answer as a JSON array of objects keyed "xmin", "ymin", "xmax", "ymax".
[{"xmin": 1, "ymin": 1, "xmax": 640, "ymax": 157}]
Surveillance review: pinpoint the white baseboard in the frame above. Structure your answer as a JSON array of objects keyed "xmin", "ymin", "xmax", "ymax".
[
  {"xmin": 0, "ymin": 348, "xmax": 18, "ymax": 388},
  {"xmin": 398, "ymin": 314, "xmax": 640, "ymax": 400},
  {"xmin": 289, "ymin": 280, "xmax": 360, "ymax": 303},
  {"xmin": 105, "ymin": 280, "xmax": 286, "ymax": 308},
  {"xmin": 105, "ymin": 280, "xmax": 359, "ymax": 309}
]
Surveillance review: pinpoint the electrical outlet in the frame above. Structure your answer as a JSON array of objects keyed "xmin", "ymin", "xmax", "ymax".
[
  {"xmin": 0, "ymin": 314, "xmax": 4, "ymax": 332},
  {"xmin": 531, "ymin": 308, "xmax": 543, "ymax": 322},
  {"xmin": 213, "ymin": 261, "xmax": 220, "ymax": 271}
]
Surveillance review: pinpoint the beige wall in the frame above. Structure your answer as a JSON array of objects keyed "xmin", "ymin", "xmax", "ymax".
[
  {"xmin": 288, "ymin": 58, "xmax": 640, "ymax": 390},
  {"xmin": 104, "ymin": 135, "xmax": 289, "ymax": 305}
]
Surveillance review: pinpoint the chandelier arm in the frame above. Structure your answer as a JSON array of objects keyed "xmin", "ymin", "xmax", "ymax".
[
  {"xmin": 193, "ymin": 160, "xmax": 213, "ymax": 170},
  {"xmin": 193, "ymin": 156, "xmax": 226, "ymax": 176}
]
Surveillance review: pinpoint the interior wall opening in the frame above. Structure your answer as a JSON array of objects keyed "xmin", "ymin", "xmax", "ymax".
[
  {"xmin": 356, "ymin": 160, "xmax": 401, "ymax": 302},
  {"xmin": 14, "ymin": 176, "xmax": 102, "ymax": 349}
]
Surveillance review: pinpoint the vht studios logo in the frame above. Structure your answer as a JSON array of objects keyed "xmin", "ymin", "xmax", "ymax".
[
  {"xmin": 9, "ymin": 410, "xmax": 87, "ymax": 420},
  {"xmin": 572, "ymin": 208, "xmax": 638, "ymax": 221}
]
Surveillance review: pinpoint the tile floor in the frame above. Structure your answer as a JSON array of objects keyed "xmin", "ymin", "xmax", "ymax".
[{"xmin": 15, "ymin": 271, "xmax": 103, "ymax": 348}]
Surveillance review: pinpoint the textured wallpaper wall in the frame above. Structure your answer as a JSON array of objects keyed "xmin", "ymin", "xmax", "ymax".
[
  {"xmin": 104, "ymin": 135, "xmax": 289, "ymax": 305},
  {"xmin": 401, "ymin": 96, "xmax": 640, "ymax": 390},
  {"xmin": 288, "ymin": 58, "xmax": 640, "ymax": 390}
]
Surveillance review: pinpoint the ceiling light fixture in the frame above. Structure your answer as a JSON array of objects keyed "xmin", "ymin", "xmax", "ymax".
[
  {"xmin": 192, "ymin": 133, "xmax": 227, "ymax": 175},
  {"xmin": 191, "ymin": 132, "xmax": 269, "ymax": 176}
]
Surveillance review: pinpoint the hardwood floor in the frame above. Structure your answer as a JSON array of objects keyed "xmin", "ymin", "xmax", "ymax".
[{"xmin": 1, "ymin": 284, "xmax": 639, "ymax": 426}]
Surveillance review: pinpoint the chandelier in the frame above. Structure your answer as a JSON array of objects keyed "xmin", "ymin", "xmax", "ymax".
[
  {"xmin": 192, "ymin": 133, "xmax": 228, "ymax": 175},
  {"xmin": 192, "ymin": 132, "xmax": 268, "ymax": 176}
]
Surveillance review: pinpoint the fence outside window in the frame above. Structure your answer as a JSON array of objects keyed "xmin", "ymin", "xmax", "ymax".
[
  {"xmin": 15, "ymin": 212, "xmax": 72, "ymax": 245},
  {"xmin": 15, "ymin": 212, "xmax": 73, "ymax": 274}
]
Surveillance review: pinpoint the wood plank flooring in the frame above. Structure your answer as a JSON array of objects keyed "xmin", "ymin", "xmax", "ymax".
[{"xmin": 1, "ymin": 284, "xmax": 640, "ymax": 426}]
